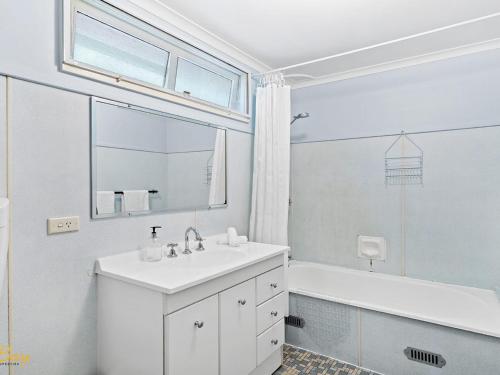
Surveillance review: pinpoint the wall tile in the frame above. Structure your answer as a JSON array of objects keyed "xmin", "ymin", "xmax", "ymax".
[
  {"xmin": 361, "ymin": 309, "xmax": 500, "ymax": 375},
  {"xmin": 289, "ymin": 137, "xmax": 402, "ymax": 275},
  {"xmin": 286, "ymin": 293, "xmax": 359, "ymax": 365},
  {"xmin": 405, "ymin": 128, "xmax": 500, "ymax": 289}
]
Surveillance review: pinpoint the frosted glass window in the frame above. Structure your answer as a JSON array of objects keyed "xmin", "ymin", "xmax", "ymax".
[
  {"xmin": 73, "ymin": 12, "xmax": 169, "ymax": 87},
  {"xmin": 175, "ymin": 59, "xmax": 233, "ymax": 108},
  {"xmin": 67, "ymin": 0, "xmax": 249, "ymax": 115}
]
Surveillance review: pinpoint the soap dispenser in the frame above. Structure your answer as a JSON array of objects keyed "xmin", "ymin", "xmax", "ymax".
[{"xmin": 142, "ymin": 226, "xmax": 164, "ymax": 262}]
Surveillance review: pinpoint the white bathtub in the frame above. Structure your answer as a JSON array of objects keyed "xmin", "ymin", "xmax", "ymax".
[{"xmin": 288, "ymin": 261, "xmax": 500, "ymax": 339}]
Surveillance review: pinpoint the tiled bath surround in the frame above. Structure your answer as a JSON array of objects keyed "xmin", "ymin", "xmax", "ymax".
[
  {"xmin": 289, "ymin": 126, "xmax": 500, "ymax": 290},
  {"xmin": 286, "ymin": 294, "xmax": 500, "ymax": 375},
  {"xmin": 289, "ymin": 49, "xmax": 500, "ymax": 291},
  {"xmin": 287, "ymin": 47, "xmax": 500, "ymax": 375},
  {"xmin": 287, "ymin": 294, "xmax": 359, "ymax": 365}
]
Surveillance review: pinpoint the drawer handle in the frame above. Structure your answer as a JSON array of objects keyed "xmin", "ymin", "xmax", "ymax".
[
  {"xmin": 270, "ymin": 311, "xmax": 278, "ymax": 317},
  {"xmin": 271, "ymin": 339, "xmax": 279, "ymax": 345},
  {"xmin": 238, "ymin": 299, "xmax": 247, "ymax": 306},
  {"xmin": 194, "ymin": 321, "xmax": 204, "ymax": 328},
  {"xmin": 270, "ymin": 283, "xmax": 278, "ymax": 289}
]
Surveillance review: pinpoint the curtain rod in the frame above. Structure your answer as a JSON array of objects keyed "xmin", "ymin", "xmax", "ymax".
[{"xmin": 252, "ymin": 11, "xmax": 500, "ymax": 77}]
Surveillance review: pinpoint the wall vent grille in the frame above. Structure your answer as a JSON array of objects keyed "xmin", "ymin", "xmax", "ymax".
[
  {"xmin": 404, "ymin": 347, "xmax": 446, "ymax": 368},
  {"xmin": 285, "ymin": 315, "xmax": 305, "ymax": 328}
]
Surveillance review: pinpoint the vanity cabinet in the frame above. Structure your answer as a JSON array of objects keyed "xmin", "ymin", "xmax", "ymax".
[
  {"xmin": 97, "ymin": 245, "xmax": 288, "ymax": 375},
  {"xmin": 163, "ymin": 268, "xmax": 283, "ymax": 375}
]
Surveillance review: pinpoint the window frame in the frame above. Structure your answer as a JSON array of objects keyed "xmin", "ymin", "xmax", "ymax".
[{"xmin": 62, "ymin": 0, "xmax": 251, "ymax": 122}]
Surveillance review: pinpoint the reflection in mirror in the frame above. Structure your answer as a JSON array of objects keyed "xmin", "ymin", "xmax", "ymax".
[{"xmin": 91, "ymin": 98, "xmax": 227, "ymax": 218}]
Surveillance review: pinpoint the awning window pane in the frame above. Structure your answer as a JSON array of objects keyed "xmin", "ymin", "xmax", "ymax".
[
  {"xmin": 175, "ymin": 58, "xmax": 233, "ymax": 108},
  {"xmin": 73, "ymin": 12, "xmax": 169, "ymax": 87}
]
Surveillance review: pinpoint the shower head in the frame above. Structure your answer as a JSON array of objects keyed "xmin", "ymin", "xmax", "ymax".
[{"xmin": 290, "ymin": 112, "xmax": 310, "ymax": 125}]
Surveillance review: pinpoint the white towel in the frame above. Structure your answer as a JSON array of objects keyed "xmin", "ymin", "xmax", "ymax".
[
  {"xmin": 96, "ymin": 191, "xmax": 115, "ymax": 215},
  {"xmin": 216, "ymin": 234, "xmax": 248, "ymax": 246},
  {"xmin": 122, "ymin": 190, "xmax": 150, "ymax": 213}
]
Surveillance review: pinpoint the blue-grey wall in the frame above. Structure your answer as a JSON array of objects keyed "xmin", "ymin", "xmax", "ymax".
[
  {"xmin": 0, "ymin": 76, "xmax": 7, "ymax": 365},
  {"xmin": 289, "ymin": 49, "xmax": 500, "ymax": 290},
  {"xmin": 6, "ymin": 78, "xmax": 252, "ymax": 375},
  {"xmin": 291, "ymin": 48, "xmax": 500, "ymax": 143},
  {"xmin": 0, "ymin": 1, "xmax": 254, "ymax": 374}
]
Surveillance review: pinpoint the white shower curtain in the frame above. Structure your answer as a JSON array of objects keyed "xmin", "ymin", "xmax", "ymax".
[
  {"xmin": 209, "ymin": 129, "xmax": 226, "ymax": 206},
  {"xmin": 249, "ymin": 73, "xmax": 291, "ymax": 246}
]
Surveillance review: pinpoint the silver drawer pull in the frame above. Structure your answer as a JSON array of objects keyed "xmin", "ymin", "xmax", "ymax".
[
  {"xmin": 194, "ymin": 321, "xmax": 204, "ymax": 328},
  {"xmin": 270, "ymin": 283, "xmax": 278, "ymax": 289},
  {"xmin": 271, "ymin": 339, "xmax": 279, "ymax": 345},
  {"xmin": 238, "ymin": 299, "xmax": 247, "ymax": 306},
  {"xmin": 270, "ymin": 311, "xmax": 278, "ymax": 317}
]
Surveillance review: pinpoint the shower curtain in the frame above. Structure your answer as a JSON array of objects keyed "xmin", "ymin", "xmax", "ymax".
[
  {"xmin": 209, "ymin": 129, "xmax": 226, "ymax": 206},
  {"xmin": 249, "ymin": 73, "xmax": 291, "ymax": 246}
]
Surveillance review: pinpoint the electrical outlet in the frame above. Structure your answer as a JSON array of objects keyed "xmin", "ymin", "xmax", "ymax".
[{"xmin": 47, "ymin": 216, "xmax": 80, "ymax": 234}]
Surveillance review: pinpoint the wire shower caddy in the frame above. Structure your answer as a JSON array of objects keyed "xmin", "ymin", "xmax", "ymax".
[
  {"xmin": 206, "ymin": 154, "xmax": 214, "ymax": 185},
  {"xmin": 385, "ymin": 131, "xmax": 423, "ymax": 186}
]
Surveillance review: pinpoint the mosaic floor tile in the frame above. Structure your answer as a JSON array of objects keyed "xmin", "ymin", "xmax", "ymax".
[{"xmin": 273, "ymin": 344, "xmax": 382, "ymax": 375}]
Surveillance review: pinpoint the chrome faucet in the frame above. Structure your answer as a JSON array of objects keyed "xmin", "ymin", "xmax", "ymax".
[{"xmin": 184, "ymin": 227, "xmax": 204, "ymax": 254}]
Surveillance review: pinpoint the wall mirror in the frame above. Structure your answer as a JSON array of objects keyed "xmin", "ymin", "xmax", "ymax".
[{"xmin": 91, "ymin": 98, "xmax": 227, "ymax": 219}]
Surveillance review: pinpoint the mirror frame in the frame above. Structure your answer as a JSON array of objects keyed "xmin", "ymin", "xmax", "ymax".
[{"xmin": 90, "ymin": 96, "xmax": 228, "ymax": 219}]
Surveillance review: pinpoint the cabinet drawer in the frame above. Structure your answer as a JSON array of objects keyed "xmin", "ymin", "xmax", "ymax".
[
  {"xmin": 256, "ymin": 266, "xmax": 284, "ymax": 305},
  {"xmin": 219, "ymin": 279, "xmax": 256, "ymax": 375},
  {"xmin": 257, "ymin": 319, "xmax": 284, "ymax": 366},
  {"xmin": 257, "ymin": 292, "xmax": 285, "ymax": 335},
  {"xmin": 165, "ymin": 295, "xmax": 218, "ymax": 375}
]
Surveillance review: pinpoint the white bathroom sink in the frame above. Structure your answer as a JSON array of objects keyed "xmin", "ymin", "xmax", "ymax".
[
  {"xmin": 172, "ymin": 249, "xmax": 247, "ymax": 268},
  {"xmin": 95, "ymin": 237, "xmax": 289, "ymax": 294}
]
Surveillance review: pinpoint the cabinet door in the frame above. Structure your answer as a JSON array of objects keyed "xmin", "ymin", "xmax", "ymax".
[
  {"xmin": 165, "ymin": 295, "xmax": 218, "ymax": 375},
  {"xmin": 219, "ymin": 279, "xmax": 257, "ymax": 375}
]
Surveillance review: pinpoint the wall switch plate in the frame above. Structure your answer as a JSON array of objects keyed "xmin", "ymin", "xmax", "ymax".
[{"xmin": 47, "ymin": 216, "xmax": 80, "ymax": 234}]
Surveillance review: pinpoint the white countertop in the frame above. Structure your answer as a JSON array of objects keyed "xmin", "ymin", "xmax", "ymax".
[{"xmin": 96, "ymin": 238, "xmax": 289, "ymax": 294}]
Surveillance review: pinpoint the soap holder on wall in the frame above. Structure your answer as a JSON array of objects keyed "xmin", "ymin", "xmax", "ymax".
[{"xmin": 357, "ymin": 235, "xmax": 387, "ymax": 261}]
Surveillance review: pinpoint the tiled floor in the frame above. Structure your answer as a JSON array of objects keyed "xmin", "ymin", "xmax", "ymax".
[{"xmin": 273, "ymin": 344, "xmax": 382, "ymax": 375}]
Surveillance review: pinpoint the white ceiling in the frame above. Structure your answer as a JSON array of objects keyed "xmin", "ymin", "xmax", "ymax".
[{"xmin": 158, "ymin": 0, "xmax": 500, "ymax": 84}]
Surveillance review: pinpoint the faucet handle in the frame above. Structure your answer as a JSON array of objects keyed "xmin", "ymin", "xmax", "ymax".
[{"xmin": 166, "ymin": 243, "xmax": 178, "ymax": 258}]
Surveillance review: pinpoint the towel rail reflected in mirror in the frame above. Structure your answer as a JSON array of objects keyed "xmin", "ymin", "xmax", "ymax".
[
  {"xmin": 114, "ymin": 190, "xmax": 159, "ymax": 195},
  {"xmin": 91, "ymin": 97, "xmax": 227, "ymax": 219}
]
